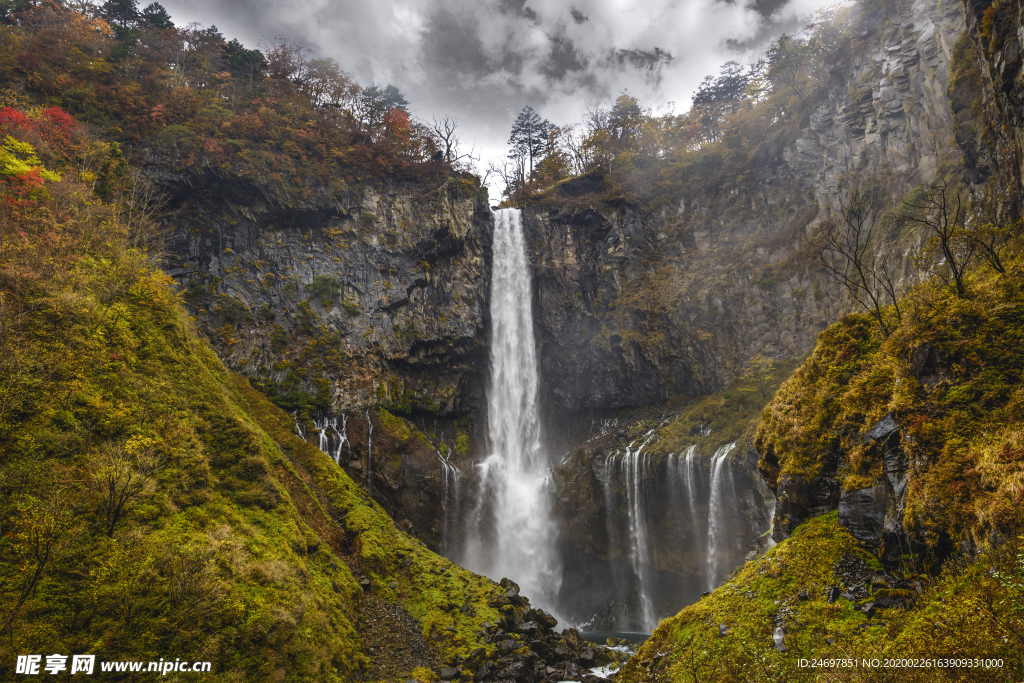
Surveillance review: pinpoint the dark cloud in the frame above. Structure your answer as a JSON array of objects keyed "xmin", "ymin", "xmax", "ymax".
[{"xmin": 158, "ymin": 0, "xmax": 822, "ymax": 185}]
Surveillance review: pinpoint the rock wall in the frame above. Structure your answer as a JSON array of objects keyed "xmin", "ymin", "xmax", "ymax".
[
  {"xmin": 524, "ymin": 0, "xmax": 965, "ymax": 415},
  {"xmin": 156, "ymin": 168, "xmax": 490, "ymax": 547},
  {"xmin": 159, "ymin": 169, "xmax": 491, "ymax": 417}
]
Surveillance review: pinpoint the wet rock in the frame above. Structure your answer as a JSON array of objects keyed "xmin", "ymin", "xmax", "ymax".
[
  {"xmin": 719, "ymin": 624, "xmax": 731, "ymax": 636},
  {"xmin": 526, "ymin": 608, "xmax": 558, "ymax": 630},
  {"xmin": 439, "ymin": 667, "xmax": 459, "ymax": 680},
  {"xmin": 798, "ymin": 589, "xmax": 808, "ymax": 601},
  {"xmin": 827, "ymin": 586, "xmax": 840, "ymax": 603}
]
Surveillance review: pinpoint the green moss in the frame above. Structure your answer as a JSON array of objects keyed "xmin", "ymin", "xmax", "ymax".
[{"xmin": 619, "ymin": 514, "xmax": 1024, "ymax": 682}]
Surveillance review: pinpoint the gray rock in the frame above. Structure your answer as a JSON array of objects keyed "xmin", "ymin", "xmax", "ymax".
[{"xmin": 773, "ymin": 627, "xmax": 787, "ymax": 652}]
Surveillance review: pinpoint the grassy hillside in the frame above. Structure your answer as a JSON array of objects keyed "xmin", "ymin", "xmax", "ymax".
[
  {"xmin": 0, "ymin": 108, "xmax": 505, "ymax": 682},
  {"xmin": 619, "ymin": 513, "xmax": 1023, "ymax": 682}
]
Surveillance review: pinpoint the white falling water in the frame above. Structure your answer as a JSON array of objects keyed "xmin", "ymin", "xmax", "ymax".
[
  {"xmin": 463, "ymin": 208, "xmax": 560, "ymax": 611},
  {"xmin": 667, "ymin": 444, "xmax": 701, "ymax": 551},
  {"xmin": 439, "ymin": 451, "xmax": 462, "ymax": 555},
  {"xmin": 621, "ymin": 430, "xmax": 658, "ymax": 632},
  {"xmin": 706, "ymin": 442, "xmax": 737, "ymax": 591},
  {"xmin": 365, "ymin": 408, "xmax": 374, "ymax": 494}
]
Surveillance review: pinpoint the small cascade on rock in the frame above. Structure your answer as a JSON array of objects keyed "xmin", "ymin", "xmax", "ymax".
[
  {"xmin": 365, "ymin": 408, "xmax": 373, "ymax": 495},
  {"xmin": 462, "ymin": 208, "xmax": 560, "ymax": 613},
  {"xmin": 337, "ymin": 413, "xmax": 349, "ymax": 463},
  {"xmin": 621, "ymin": 430, "xmax": 658, "ymax": 632},
  {"xmin": 706, "ymin": 442, "xmax": 737, "ymax": 591},
  {"xmin": 439, "ymin": 451, "xmax": 462, "ymax": 555},
  {"xmin": 293, "ymin": 412, "xmax": 306, "ymax": 441}
]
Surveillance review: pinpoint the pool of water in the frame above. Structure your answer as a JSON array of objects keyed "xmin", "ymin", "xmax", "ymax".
[{"xmin": 579, "ymin": 631, "xmax": 650, "ymax": 646}]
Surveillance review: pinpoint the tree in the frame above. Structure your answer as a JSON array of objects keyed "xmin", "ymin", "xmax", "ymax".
[
  {"xmin": 141, "ymin": 2, "xmax": 172, "ymax": 29},
  {"xmin": 508, "ymin": 105, "xmax": 553, "ymax": 186},
  {"xmin": 87, "ymin": 439, "xmax": 162, "ymax": 537},
  {"xmin": 1, "ymin": 491, "xmax": 72, "ymax": 641},
  {"xmin": 100, "ymin": 0, "xmax": 139, "ymax": 28},
  {"xmin": 813, "ymin": 187, "xmax": 903, "ymax": 335},
  {"xmin": 358, "ymin": 84, "xmax": 408, "ymax": 135},
  {"xmin": 430, "ymin": 116, "xmax": 478, "ymax": 169},
  {"xmin": 896, "ymin": 180, "xmax": 975, "ymax": 299},
  {"xmin": 222, "ymin": 39, "xmax": 266, "ymax": 84},
  {"xmin": 741, "ymin": 353, "xmax": 775, "ymax": 398}
]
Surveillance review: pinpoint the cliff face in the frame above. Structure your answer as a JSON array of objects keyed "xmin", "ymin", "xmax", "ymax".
[
  {"xmin": 956, "ymin": 0, "xmax": 1024, "ymax": 201},
  {"xmin": 524, "ymin": 0, "xmax": 964, "ymax": 415},
  {"xmin": 159, "ymin": 170, "xmax": 491, "ymax": 418}
]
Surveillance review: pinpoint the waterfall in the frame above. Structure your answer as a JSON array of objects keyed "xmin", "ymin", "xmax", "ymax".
[
  {"xmin": 365, "ymin": 408, "xmax": 374, "ymax": 495},
  {"xmin": 293, "ymin": 412, "xmax": 306, "ymax": 441},
  {"xmin": 621, "ymin": 430, "xmax": 657, "ymax": 632},
  {"xmin": 439, "ymin": 452, "xmax": 462, "ymax": 555},
  {"xmin": 307, "ymin": 413, "xmax": 350, "ymax": 464},
  {"xmin": 463, "ymin": 208, "xmax": 560, "ymax": 611},
  {"xmin": 667, "ymin": 444, "xmax": 701, "ymax": 556},
  {"xmin": 706, "ymin": 442, "xmax": 736, "ymax": 591}
]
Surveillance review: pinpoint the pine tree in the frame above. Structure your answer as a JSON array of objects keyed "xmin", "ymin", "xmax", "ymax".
[
  {"xmin": 508, "ymin": 105, "xmax": 552, "ymax": 187},
  {"xmin": 141, "ymin": 2, "xmax": 173, "ymax": 29}
]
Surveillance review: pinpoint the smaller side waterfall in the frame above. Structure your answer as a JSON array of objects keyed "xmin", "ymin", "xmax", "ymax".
[
  {"xmin": 621, "ymin": 430, "xmax": 657, "ymax": 632},
  {"xmin": 293, "ymin": 412, "xmax": 306, "ymax": 441},
  {"xmin": 365, "ymin": 408, "xmax": 374, "ymax": 495},
  {"xmin": 706, "ymin": 442, "xmax": 737, "ymax": 591},
  {"xmin": 312, "ymin": 414, "xmax": 349, "ymax": 464},
  {"xmin": 439, "ymin": 452, "xmax": 462, "ymax": 555}
]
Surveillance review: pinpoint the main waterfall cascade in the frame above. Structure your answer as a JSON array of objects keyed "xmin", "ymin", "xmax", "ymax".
[
  {"xmin": 288, "ymin": 207, "xmax": 774, "ymax": 632},
  {"xmin": 460, "ymin": 208, "xmax": 562, "ymax": 611}
]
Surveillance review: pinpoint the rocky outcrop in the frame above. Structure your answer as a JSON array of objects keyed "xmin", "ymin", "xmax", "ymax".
[
  {"xmin": 158, "ymin": 169, "xmax": 491, "ymax": 417},
  {"xmin": 958, "ymin": 0, "xmax": 1024, "ymax": 207}
]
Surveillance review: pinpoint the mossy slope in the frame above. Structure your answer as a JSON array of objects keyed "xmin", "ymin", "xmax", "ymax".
[
  {"xmin": 0, "ymin": 176, "xmax": 504, "ymax": 683},
  {"xmin": 619, "ymin": 514, "xmax": 1023, "ymax": 682}
]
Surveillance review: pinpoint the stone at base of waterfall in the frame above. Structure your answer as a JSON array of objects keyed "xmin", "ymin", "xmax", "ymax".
[{"xmin": 773, "ymin": 627, "xmax": 787, "ymax": 652}]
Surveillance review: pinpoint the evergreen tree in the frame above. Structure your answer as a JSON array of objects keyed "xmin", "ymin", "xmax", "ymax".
[
  {"xmin": 100, "ymin": 0, "xmax": 139, "ymax": 28},
  {"xmin": 358, "ymin": 84, "xmax": 409, "ymax": 133},
  {"xmin": 141, "ymin": 2, "xmax": 173, "ymax": 29},
  {"xmin": 508, "ymin": 105, "xmax": 553, "ymax": 186},
  {"xmin": 223, "ymin": 39, "xmax": 267, "ymax": 83}
]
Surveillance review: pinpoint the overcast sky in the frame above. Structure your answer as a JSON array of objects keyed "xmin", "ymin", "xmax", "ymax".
[{"xmin": 159, "ymin": 0, "xmax": 825, "ymax": 199}]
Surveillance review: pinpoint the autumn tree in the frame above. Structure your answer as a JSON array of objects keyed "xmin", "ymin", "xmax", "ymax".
[
  {"xmin": 741, "ymin": 353, "xmax": 775, "ymax": 397},
  {"xmin": 87, "ymin": 439, "xmax": 162, "ymax": 537}
]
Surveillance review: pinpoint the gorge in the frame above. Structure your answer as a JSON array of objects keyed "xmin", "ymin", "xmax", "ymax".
[{"xmin": 3, "ymin": 0, "xmax": 1024, "ymax": 678}]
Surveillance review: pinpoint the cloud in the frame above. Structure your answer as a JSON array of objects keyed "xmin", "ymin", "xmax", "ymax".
[{"xmin": 158, "ymin": 0, "xmax": 823, "ymax": 196}]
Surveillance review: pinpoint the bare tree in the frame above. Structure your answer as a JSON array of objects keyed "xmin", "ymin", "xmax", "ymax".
[
  {"xmin": 896, "ymin": 180, "xmax": 975, "ymax": 299},
  {"xmin": 965, "ymin": 182, "xmax": 1016, "ymax": 275},
  {"xmin": 430, "ymin": 117, "xmax": 479, "ymax": 170},
  {"xmin": 812, "ymin": 188, "xmax": 903, "ymax": 336},
  {"xmin": 87, "ymin": 440, "xmax": 162, "ymax": 537}
]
